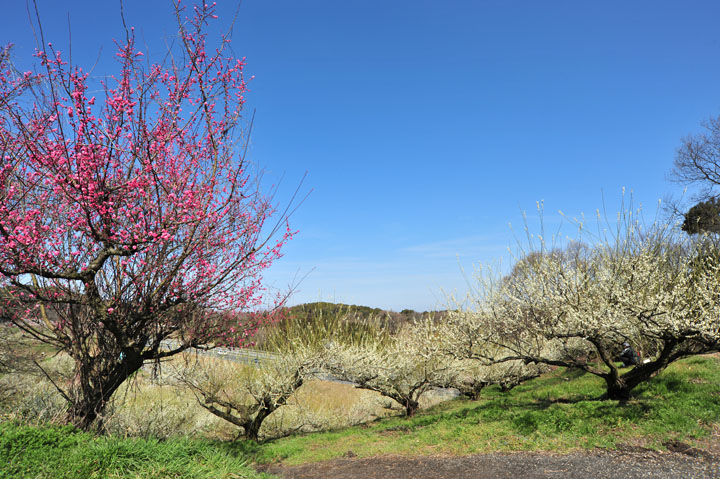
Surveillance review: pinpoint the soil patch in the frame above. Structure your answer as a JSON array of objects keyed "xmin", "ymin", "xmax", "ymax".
[{"xmin": 261, "ymin": 449, "xmax": 720, "ymax": 479}]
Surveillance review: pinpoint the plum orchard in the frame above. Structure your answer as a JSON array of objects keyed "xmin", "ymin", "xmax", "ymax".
[
  {"xmin": 459, "ymin": 223, "xmax": 720, "ymax": 400},
  {"xmin": 0, "ymin": 3, "xmax": 292, "ymax": 430}
]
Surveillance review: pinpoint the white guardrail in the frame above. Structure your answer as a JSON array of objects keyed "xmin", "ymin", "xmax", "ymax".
[{"xmin": 160, "ymin": 339, "xmax": 278, "ymax": 365}]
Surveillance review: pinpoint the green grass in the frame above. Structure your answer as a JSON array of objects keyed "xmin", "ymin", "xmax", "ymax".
[
  {"xmin": 0, "ymin": 422, "xmax": 272, "ymax": 479},
  {"xmin": 247, "ymin": 354, "xmax": 720, "ymax": 465}
]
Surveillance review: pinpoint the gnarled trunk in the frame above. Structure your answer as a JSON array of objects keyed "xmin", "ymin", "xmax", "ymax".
[
  {"xmin": 245, "ymin": 406, "xmax": 273, "ymax": 441},
  {"xmin": 404, "ymin": 398, "xmax": 420, "ymax": 417},
  {"xmin": 602, "ymin": 339, "xmax": 682, "ymax": 401},
  {"xmin": 603, "ymin": 367, "xmax": 659, "ymax": 400},
  {"xmin": 603, "ymin": 375, "xmax": 631, "ymax": 400},
  {"xmin": 458, "ymin": 380, "xmax": 488, "ymax": 401},
  {"xmin": 65, "ymin": 350, "xmax": 145, "ymax": 430}
]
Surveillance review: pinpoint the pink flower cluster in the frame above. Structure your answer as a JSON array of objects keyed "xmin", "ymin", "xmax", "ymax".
[{"xmin": 0, "ymin": 2, "xmax": 292, "ymax": 346}]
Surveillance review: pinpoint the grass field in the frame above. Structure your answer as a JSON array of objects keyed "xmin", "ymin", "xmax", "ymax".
[
  {"xmin": 0, "ymin": 422, "xmax": 272, "ymax": 479},
  {"xmin": 1, "ymin": 351, "xmax": 718, "ymax": 478},
  {"xmin": 247, "ymin": 354, "xmax": 720, "ymax": 465}
]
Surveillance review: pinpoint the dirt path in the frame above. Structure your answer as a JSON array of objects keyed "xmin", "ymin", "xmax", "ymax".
[{"xmin": 262, "ymin": 447, "xmax": 720, "ymax": 479}]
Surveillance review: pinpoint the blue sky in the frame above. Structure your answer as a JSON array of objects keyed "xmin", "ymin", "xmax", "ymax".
[{"xmin": 3, "ymin": 1, "xmax": 720, "ymax": 311}]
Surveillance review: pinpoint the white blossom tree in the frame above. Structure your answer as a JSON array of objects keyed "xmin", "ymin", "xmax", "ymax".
[
  {"xmin": 179, "ymin": 345, "xmax": 314, "ymax": 441},
  {"xmin": 177, "ymin": 309, "xmax": 375, "ymax": 440},
  {"xmin": 444, "ymin": 359, "xmax": 548, "ymax": 400},
  {"xmin": 465, "ymin": 221, "xmax": 720, "ymax": 400},
  {"xmin": 439, "ymin": 310, "xmax": 549, "ymax": 400},
  {"xmin": 321, "ymin": 318, "xmax": 456, "ymax": 417}
]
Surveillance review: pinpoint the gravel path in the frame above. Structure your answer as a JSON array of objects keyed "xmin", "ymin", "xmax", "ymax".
[{"xmin": 263, "ymin": 447, "xmax": 720, "ymax": 479}]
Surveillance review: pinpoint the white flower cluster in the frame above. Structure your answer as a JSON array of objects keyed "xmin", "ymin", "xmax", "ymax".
[
  {"xmin": 179, "ymin": 344, "xmax": 316, "ymax": 440},
  {"xmin": 451, "ymin": 223, "xmax": 720, "ymax": 398},
  {"xmin": 320, "ymin": 317, "xmax": 456, "ymax": 416}
]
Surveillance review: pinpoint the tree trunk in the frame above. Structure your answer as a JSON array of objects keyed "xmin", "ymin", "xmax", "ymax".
[
  {"xmin": 603, "ymin": 375, "xmax": 631, "ymax": 400},
  {"xmin": 245, "ymin": 406, "xmax": 273, "ymax": 441},
  {"xmin": 66, "ymin": 351, "xmax": 144, "ymax": 430},
  {"xmin": 602, "ymin": 339, "xmax": 680, "ymax": 401},
  {"xmin": 404, "ymin": 398, "xmax": 420, "ymax": 417},
  {"xmin": 461, "ymin": 381, "xmax": 487, "ymax": 401}
]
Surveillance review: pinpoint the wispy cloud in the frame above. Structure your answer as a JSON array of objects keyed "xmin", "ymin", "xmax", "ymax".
[
  {"xmin": 400, "ymin": 234, "xmax": 509, "ymax": 259},
  {"xmin": 262, "ymin": 241, "xmax": 512, "ymax": 311}
]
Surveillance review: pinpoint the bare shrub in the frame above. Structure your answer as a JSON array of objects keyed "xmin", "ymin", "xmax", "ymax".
[{"xmin": 101, "ymin": 394, "xmax": 207, "ymax": 440}]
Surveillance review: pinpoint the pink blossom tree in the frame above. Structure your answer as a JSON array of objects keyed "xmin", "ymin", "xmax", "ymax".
[{"xmin": 0, "ymin": 2, "xmax": 293, "ymax": 430}]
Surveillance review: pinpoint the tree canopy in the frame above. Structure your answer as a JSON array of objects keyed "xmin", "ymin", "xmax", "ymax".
[
  {"xmin": 0, "ymin": 2, "xmax": 291, "ymax": 429},
  {"xmin": 454, "ymin": 221, "xmax": 720, "ymax": 400},
  {"xmin": 681, "ymin": 197, "xmax": 720, "ymax": 235}
]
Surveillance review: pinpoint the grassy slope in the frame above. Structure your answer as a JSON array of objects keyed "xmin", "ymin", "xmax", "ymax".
[
  {"xmin": 247, "ymin": 355, "xmax": 720, "ymax": 465},
  {"xmin": 2, "ymin": 355, "xmax": 718, "ymax": 477},
  {"xmin": 0, "ymin": 423, "xmax": 271, "ymax": 479}
]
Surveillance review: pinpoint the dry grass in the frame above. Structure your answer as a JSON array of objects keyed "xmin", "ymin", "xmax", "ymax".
[
  {"xmin": 1, "ymin": 349, "xmax": 458, "ymax": 440},
  {"xmin": 158, "ymin": 353, "xmax": 406, "ymax": 439},
  {"xmin": 110, "ymin": 351, "xmax": 461, "ymax": 439}
]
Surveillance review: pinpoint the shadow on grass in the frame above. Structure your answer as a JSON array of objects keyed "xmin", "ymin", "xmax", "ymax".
[{"xmin": 213, "ymin": 437, "xmax": 265, "ymax": 458}]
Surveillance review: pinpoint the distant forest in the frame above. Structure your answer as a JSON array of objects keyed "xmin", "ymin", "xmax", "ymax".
[{"xmin": 284, "ymin": 301, "xmax": 444, "ymax": 327}]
